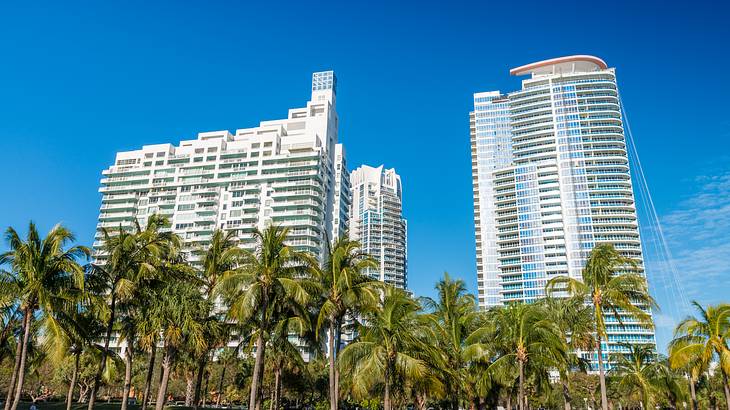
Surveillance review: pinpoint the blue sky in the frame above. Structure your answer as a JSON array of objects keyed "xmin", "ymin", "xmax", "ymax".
[{"xmin": 1, "ymin": 0, "xmax": 729, "ymax": 350}]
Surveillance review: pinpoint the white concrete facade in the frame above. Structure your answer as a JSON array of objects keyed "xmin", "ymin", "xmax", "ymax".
[{"xmin": 96, "ymin": 71, "xmax": 346, "ymax": 268}]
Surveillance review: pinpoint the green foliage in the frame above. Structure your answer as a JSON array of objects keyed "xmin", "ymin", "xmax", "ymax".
[{"xmin": 2, "ymin": 220, "xmax": 728, "ymax": 410}]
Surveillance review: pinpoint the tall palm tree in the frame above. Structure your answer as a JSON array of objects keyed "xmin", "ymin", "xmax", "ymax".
[
  {"xmin": 215, "ymin": 225, "xmax": 311, "ymax": 410},
  {"xmin": 0, "ymin": 271, "xmax": 21, "ymax": 372},
  {"xmin": 669, "ymin": 302, "xmax": 730, "ymax": 410},
  {"xmin": 85, "ymin": 214, "xmax": 180, "ymax": 410},
  {"xmin": 541, "ymin": 296, "xmax": 595, "ymax": 410},
  {"xmin": 546, "ymin": 243, "xmax": 657, "ymax": 410},
  {"xmin": 191, "ymin": 230, "xmax": 245, "ymax": 410},
  {"xmin": 0, "ymin": 222, "xmax": 88, "ymax": 410},
  {"xmin": 338, "ymin": 287, "xmax": 432, "ymax": 410},
  {"xmin": 267, "ymin": 315, "xmax": 307, "ymax": 410},
  {"xmin": 409, "ymin": 352, "xmax": 447, "ymax": 410},
  {"xmin": 42, "ymin": 300, "xmax": 104, "ymax": 410},
  {"xmin": 609, "ymin": 343, "xmax": 665, "ymax": 409},
  {"xmin": 117, "ymin": 305, "xmax": 139, "ymax": 410},
  {"xmin": 655, "ymin": 355, "xmax": 686, "ymax": 410},
  {"xmin": 310, "ymin": 234, "xmax": 378, "ymax": 410},
  {"xmin": 667, "ymin": 352, "xmax": 703, "ymax": 410},
  {"xmin": 151, "ymin": 281, "xmax": 209, "ymax": 410},
  {"xmin": 422, "ymin": 273, "xmax": 483, "ymax": 410},
  {"xmin": 0, "ymin": 279, "xmax": 22, "ymax": 410},
  {"xmin": 487, "ymin": 303, "xmax": 566, "ymax": 410},
  {"xmin": 132, "ymin": 252, "xmax": 193, "ymax": 410},
  {"xmin": 137, "ymin": 292, "xmax": 162, "ymax": 410}
]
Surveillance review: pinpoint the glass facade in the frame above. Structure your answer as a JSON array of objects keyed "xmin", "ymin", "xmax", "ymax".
[{"xmin": 470, "ymin": 58, "xmax": 655, "ymax": 368}]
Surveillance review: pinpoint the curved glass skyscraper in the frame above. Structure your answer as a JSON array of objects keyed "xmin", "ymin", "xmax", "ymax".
[{"xmin": 470, "ymin": 56, "xmax": 655, "ymax": 365}]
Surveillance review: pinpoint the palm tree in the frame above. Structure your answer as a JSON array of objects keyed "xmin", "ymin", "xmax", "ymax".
[
  {"xmin": 310, "ymin": 234, "xmax": 378, "ymax": 410},
  {"xmin": 338, "ymin": 287, "xmax": 432, "ymax": 410},
  {"xmin": 213, "ymin": 329, "xmax": 250, "ymax": 407},
  {"xmin": 117, "ymin": 305, "xmax": 140, "ymax": 410},
  {"xmin": 137, "ymin": 294, "xmax": 162, "ymax": 410},
  {"xmin": 654, "ymin": 355, "xmax": 686, "ymax": 410},
  {"xmin": 267, "ymin": 315, "xmax": 307, "ymax": 410},
  {"xmin": 609, "ymin": 343, "xmax": 665, "ymax": 409},
  {"xmin": 191, "ymin": 230, "xmax": 245, "ymax": 410},
  {"xmin": 151, "ymin": 281, "xmax": 209, "ymax": 410},
  {"xmin": 215, "ymin": 225, "xmax": 311, "ymax": 410},
  {"xmin": 42, "ymin": 300, "xmax": 104, "ymax": 410},
  {"xmin": 487, "ymin": 303, "xmax": 566, "ymax": 410},
  {"xmin": 422, "ymin": 273, "xmax": 483, "ymax": 410},
  {"xmin": 546, "ymin": 243, "xmax": 657, "ymax": 410},
  {"xmin": 669, "ymin": 302, "xmax": 730, "ymax": 410},
  {"xmin": 541, "ymin": 296, "xmax": 595, "ymax": 410},
  {"xmin": 0, "ymin": 222, "xmax": 88, "ymax": 410},
  {"xmin": 667, "ymin": 352, "xmax": 703, "ymax": 410},
  {"xmin": 85, "ymin": 214, "xmax": 180, "ymax": 410},
  {"xmin": 0, "ymin": 270, "xmax": 21, "ymax": 391},
  {"xmin": 409, "ymin": 354, "xmax": 447, "ymax": 410}
]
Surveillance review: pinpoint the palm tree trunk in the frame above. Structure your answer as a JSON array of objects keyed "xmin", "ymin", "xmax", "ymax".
[
  {"xmin": 562, "ymin": 378, "xmax": 572, "ymax": 410},
  {"xmin": 328, "ymin": 321, "xmax": 337, "ymax": 410},
  {"xmin": 121, "ymin": 345, "xmax": 133, "ymax": 410},
  {"xmin": 507, "ymin": 394, "xmax": 512, "ymax": 410},
  {"xmin": 157, "ymin": 353, "xmax": 165, "ymax": 389},
  {"xmin": 0, "ymin": 310, "xmax": 17, "ymax": 365},
  {"xmin": 383, "ymin": 365, "xmax": 391, "ymax": 410},
  {"xmin": 596, "ymin": 335, "xmax": 609, "ymax": 410},
  {"xmin": 154, "ymin": 346, "xmax": 173, "ymax": 410},
  {"xmin": 88, "ymin": 294, "xmax": 116, "ymax": 410},
  {"xmin": 271, "ymin": 368, "xmax": 281, "ymax": 410},
  {"xmin": 276, "ymin": 367, "xmax": 282, "ymax": 410},
  {"xmin": 518, "ymin": 360, "xmax": 525, "ymax": 410},
  {"xmin": 78, "ymin": 383, "xmax": 89, "ymax": 403},
  {"xmin": 141, "ymin": 344, "xmax": 157, "ymax": 410},
  {"xmin": 66, "ymin": 351, "xmax": 81, "ymax": 410},
  {"xmin": 415, "ymin": 392, "xmax": 426, "ymax": 410},
  {"xmin": 202, "ymin": 371, "xmax": 209, "ymax": 407},
  {"xmin": 334, "ymin": 318, "xmax": 342, "ymax": 410},
  {"xmin": 249, "ymin": 333, "xmax": 266, "ymax": 410},
  {"xmin": 722, "ymin": 372, "xmax": 730, "ymax": 410},
  {"xmin": 688, "ymin": 375, "xmax": 697, "ymax": 410},
  {"xmin": 185, "ymin": 374, "xmax": 194, "ymax": 406},
  {"xmin": 9, "ymin": 307, "xmax": 33, "ymax": 410},
  {"xmin": 255, "ymin": 359, "xmax": 264, "ymax": 410},
  {"xmin": 216, "ymin": 363, "xmax": 227, "ymax": 406},
  {"xmin": 192, "ymin": 356, "xmax": 207, "ymax": 410},
  {"xmin": 3, "ymin": 316, "xmax": 25, "ymax": 410}
]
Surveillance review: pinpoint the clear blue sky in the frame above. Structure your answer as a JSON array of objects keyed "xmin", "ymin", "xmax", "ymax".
[{"xmin": 1, "ymin": 0, "xmax": 729, "ymax": 350}]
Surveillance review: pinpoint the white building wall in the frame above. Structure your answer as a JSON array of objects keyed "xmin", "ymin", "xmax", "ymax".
[{"xmin": 96, "ymin": 71, "xmax": 340, "ymax": 266}]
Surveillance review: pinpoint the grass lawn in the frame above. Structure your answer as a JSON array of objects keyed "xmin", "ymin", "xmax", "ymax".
[{"xmin": 12, "ymin": 403, "xmax": 237, "ymax": 410}]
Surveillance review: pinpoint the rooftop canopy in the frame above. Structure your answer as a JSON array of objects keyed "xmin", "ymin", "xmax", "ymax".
[{"xmin": 510, "ymin": 55, "xmax": 608, "ymax": 76}]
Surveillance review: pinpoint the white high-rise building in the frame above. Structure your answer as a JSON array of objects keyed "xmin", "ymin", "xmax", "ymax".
[
  {"xmin": 470, "ymin": 56, "xmax": 655, "ymax": 361},
  {"xmin": 96, "ymin": 71, "xmax": 346, "ymax": 268},
  {"xmin": 349, "ymin": 165, "xmax": 407, "ymax": 289}
]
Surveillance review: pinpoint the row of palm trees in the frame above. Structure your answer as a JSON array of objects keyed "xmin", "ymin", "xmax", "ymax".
[{"xmin": 0, "ymin": 218, "xmax": 729, "ymax": 410}]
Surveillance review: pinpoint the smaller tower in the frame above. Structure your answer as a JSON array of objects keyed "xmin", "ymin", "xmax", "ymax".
[{"xmin": 349, "ymin": 165, "xmax": 408, "ymax": 289}]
